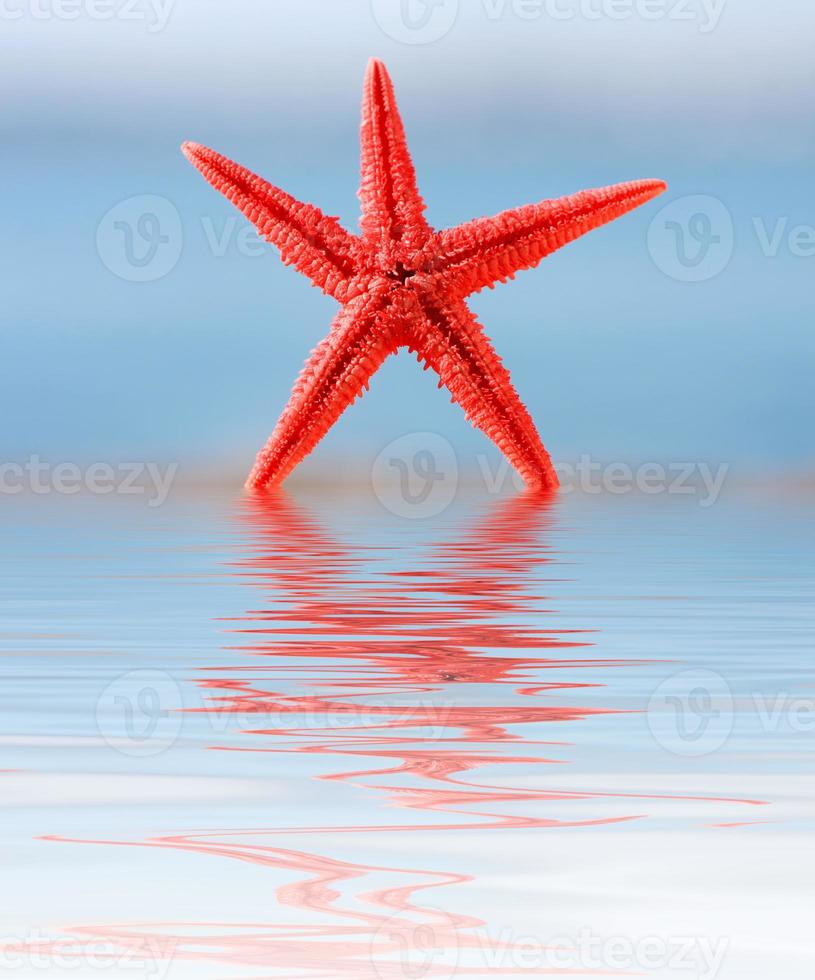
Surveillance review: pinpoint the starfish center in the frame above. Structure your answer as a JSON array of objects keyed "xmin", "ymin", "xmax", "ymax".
[{"xmin": 392, "ymin": 261, "xmax": 417, "ymax": 283}]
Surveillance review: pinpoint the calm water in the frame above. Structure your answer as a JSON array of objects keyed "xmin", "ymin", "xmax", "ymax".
[{"xmin": 1, "ymin": 487, "xmax": 813, "ymax": 979}]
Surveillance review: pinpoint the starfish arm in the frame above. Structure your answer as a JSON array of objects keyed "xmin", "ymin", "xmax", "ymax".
[
  {"xmin": 246, "ymin": 285, "xmax": 399, "ymax": 489},
  {"xmin": 434, "ymin": 179, "xmax": 667, "ymax": 297},
  {"xmin": 412, "ymin": 297, "xmax": 559, "ymax": 491},
  {"xmin": 181, "ymin": 141, "xmax": 366, "ymax": 302},
  {"xmin": 358, "ymin": 59, "xmax": 431, "ymax": 254}
]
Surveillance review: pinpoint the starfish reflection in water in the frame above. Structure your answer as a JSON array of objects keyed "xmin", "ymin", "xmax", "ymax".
[
  {"xmin": 36, "ymin": 493, "xmax": 764, "ymax": 977},
  {"xmin": 183, "ymin": 60, "xmax": 666, "ymax": 490}
]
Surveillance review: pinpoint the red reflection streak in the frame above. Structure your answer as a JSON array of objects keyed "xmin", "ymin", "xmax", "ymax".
[
  {"xmin": 201, "ymin": 492, "xmax": 761, "ymax": 817},
  {"xmin": 38, "ymin": 829, "xmax": 631, "ymax": 977},
  {"xmin": 39, "ymin": 491, "xmax": 761, "ymax": 976}
]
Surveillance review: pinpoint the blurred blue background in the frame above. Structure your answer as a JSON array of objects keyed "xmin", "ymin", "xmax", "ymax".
[{"xmin": 2, "ymin": 0, "xmax": 813, "ymax": 479}]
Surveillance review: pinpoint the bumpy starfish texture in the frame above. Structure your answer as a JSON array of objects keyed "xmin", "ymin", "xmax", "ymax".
[{"xmin": 183, "ymin": 59, "xmax": 665, "ymax": 491}]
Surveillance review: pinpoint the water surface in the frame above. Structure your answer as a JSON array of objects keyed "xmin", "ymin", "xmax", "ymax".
[{"xmin": 1, "ymin": 487, "xmax": 813, "ymax": 978}]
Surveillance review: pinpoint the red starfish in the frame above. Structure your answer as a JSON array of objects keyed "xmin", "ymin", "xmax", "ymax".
[{"xmin": 183, "ymin": 59, "xmax": 665, "ymax": 491}]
